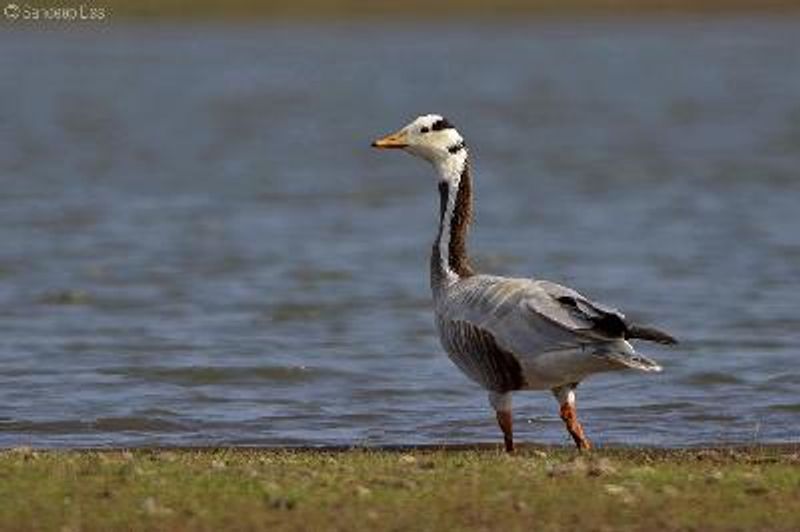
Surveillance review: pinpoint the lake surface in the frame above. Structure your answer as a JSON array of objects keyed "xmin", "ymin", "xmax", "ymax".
[{"xmin": 1, "ymin": 18, "xmax": 799, "ymax": 448}]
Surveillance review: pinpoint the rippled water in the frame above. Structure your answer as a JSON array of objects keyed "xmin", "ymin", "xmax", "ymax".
[{"xmin": 1, "ymin": 18, "xmax": 799, "ymax": 448}]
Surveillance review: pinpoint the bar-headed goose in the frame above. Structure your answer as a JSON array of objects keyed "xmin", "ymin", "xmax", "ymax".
[{"xmin": 372, "ymin": 114, "xmax": 676, "ymax": 451}]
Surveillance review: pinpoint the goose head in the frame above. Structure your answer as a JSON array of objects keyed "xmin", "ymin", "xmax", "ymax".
[{"xmin": 372, "ymin": 114, "xmax": 466, "ymax": 170}]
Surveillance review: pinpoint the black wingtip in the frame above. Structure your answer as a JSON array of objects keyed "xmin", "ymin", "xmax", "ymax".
[{"xmin": 627, "ymin": 325, "xmax": 678, "ymax": 346}]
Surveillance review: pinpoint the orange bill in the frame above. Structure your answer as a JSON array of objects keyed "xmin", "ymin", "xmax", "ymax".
[{"xmin": 371, "ymin": 130, "xmax": 408, "ymax": 149}]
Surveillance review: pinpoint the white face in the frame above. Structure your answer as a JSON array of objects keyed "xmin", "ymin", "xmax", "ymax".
[{"xmin": 372, "ymin": 114, "xmax": 466, "ymax": 165}]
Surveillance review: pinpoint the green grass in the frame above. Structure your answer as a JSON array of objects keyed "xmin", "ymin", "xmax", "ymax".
[{"xmin": 1, "ymin": 445, "xmax": 798, "ymax": 531}]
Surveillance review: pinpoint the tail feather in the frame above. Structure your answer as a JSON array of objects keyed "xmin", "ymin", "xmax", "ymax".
[{"xmin": 627, "ymin": 324, "xmax": 678, "ymax": 345}]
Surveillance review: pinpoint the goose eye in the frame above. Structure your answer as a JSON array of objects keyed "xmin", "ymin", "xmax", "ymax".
[{"xmin": 420, "ymin": 127, "xmax": 429, "ymax": 133}]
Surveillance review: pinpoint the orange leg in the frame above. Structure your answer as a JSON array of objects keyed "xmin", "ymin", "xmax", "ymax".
[
  {"xmin": 489, "ymin": 392, "xmax": 514, "ymax": 453},
  {"xmin": 553, "ymin": 384, "xmax": 591, "ymax": 451},
  {"xmin": 496, "ymin": 410, "xmax": 514, "ymax": 453},
  {"xmin": 559, "ymin": 402, "xmax": 591, "ymax": 451}
]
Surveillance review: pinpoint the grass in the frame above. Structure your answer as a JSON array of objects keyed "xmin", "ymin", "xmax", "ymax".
[{"xmin": 1, "ymin": 445, "xmax": 798, "ymax": 531}]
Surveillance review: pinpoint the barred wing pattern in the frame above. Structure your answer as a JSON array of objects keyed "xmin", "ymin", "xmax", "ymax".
[{"xmin": 435, "ymin": 275, "xmax": 663, "ymax": 391}]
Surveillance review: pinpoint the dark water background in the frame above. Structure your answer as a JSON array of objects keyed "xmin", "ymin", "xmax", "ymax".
[{"xmin": 1, "ymin": 18, "xmax": 799, "ymax": 447}]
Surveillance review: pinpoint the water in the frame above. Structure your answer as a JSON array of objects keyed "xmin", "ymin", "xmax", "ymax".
[{"xmin": 1, "ymin": 18, "xmax": 799, "ymax": 448}]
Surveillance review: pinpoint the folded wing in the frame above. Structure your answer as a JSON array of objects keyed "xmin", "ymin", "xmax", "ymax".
[{"xmin": 439, "ymin": 276, "xmax": 676, "ymax": 357}]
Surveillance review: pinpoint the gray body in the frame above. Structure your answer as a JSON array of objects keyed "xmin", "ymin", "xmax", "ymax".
[{"xmin": 434, "ymin": 274, "xmax": 658, "ymax": 394}]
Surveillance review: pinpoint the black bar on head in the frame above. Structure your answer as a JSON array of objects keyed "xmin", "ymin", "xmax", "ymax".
[
  {"xmin": 431, "ymin": 118, "xmax": 454, "ymax": 131},
  {"xmin": 448, "ymin": 141, "xmax": 465, "ymax": 154}
]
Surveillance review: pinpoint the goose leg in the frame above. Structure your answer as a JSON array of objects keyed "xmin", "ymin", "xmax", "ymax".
[
  {"xmin": 552, "ymin": 384, "xmax": 591, "ymax": 451},
  {"xmin": 496, "ymin": 411, "xmax": 514, "ymax": 453},
  {"xmin": 489, "ymin": 391, "xmax": 514, "ymax": 452}
]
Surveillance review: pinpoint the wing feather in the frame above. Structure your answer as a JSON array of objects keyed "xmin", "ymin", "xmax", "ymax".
[
  {"xmin": 438, "ymin": 275, "xmax": 677, "ymax": 352},
  {"xmin": 435, "ymin": 275, "xmax": 673, "ymax": 387},
  {"xmin": 521, "ymin": 280, "xmax": 627, "ymax": 341}
]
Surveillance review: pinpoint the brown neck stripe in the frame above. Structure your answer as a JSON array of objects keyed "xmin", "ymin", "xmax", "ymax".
[{"xmin": 435, "ymin": 163, "xmax": 475, "ymax": 279}]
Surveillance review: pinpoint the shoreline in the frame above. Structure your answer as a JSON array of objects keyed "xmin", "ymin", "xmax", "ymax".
[{"xmin": 5, "ymin": 442, "xmax": 798, "ymax": 453}]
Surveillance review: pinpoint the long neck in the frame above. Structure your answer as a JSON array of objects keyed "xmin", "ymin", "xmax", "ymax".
[{"xmin": 431, "ymin": 157, "xmax": 475, "ymax": 293}]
